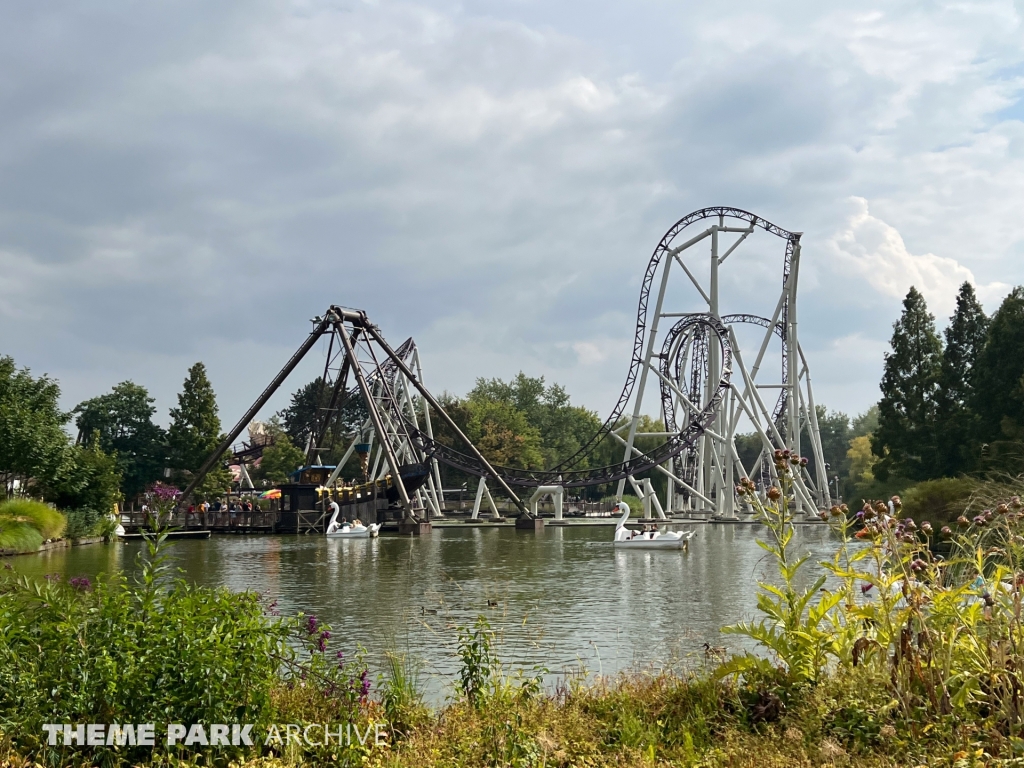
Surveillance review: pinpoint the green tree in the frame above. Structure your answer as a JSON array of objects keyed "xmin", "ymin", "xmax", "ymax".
[
  {"xmin": 872, "ymin": 287, "xmax": 943, "ymax": 482},
  {"xmin": 851, "ymin": 404, "xmax": 879, "ymax": 438},
  {"xmin": 256, "ymin": 433, "xmax": 307, "ymax": 485},
  {"xmin": 0, "ymin": 356, "xmax": 72, "ymax": 490},
  {"xmin": 799, "ymin": 406, "xmax": 851, "ymax": 484},
  {"xmin": 74, "ymin": 381, "xmax": 166, "ymax": 499},
  {"xmin": 278, "ymin": 377, "xmax": 367, "ymax": 461},
  {"xmin": 167, "ymin": 363, "xmax": 222, "ymax": 481},
  {"xmin": 970, "ymin": 287, "xmax": 1024, "ymax": 472},
  {"xmin": 40, "ymin": 436, "xmax": 122, "ymax": 513},
  {"xmin": 466, "ymin": 373, "xmax": 602, "ymax": 468},
  {"xmin": 466, "ymin": 400, "xmax": 544, "ymax": 469},
  {"xmin": 934, "ymin": 282, "xmax": 988, "ymax": 475}
]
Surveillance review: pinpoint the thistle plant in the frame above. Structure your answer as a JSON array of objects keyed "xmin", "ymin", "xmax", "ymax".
[{"xmin": 717, "ymin": 450, "xmax": 842, "ymax": 687}]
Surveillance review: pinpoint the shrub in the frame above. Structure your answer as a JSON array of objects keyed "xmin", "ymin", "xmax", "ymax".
[
  {"xmin": 899, "ymin": 476, "xmax": 980, "ymax": 524},
  {"xmin": 600, "ymin": 494, "xmax": 644, "ymax": 515},
  {"xmin": 63, "ymin": 507, "xmax": 102, "ymax": 539}
]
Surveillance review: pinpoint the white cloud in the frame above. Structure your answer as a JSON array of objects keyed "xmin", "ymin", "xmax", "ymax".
[
  {"xmin": 1, "ymin": 0, "xmax": 1024, "ymax": 423},
  {"xmin": 829, "ymin": 197, "xmax": 1010, "ymax": 315}
]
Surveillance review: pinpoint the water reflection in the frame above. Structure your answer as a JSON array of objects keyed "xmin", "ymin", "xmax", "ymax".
[{"xmin": 10, "ymin": 524, "xmax": 839, "ymax": 700}]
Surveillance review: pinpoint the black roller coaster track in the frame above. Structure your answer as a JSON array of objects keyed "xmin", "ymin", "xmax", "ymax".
[
  {"xmin": 326, "ymin": 210, "xmax": 799, "ymax": 490},
  {"xmin": 179, "ymin": 209, "xmax": 800, "ymax": 505}
]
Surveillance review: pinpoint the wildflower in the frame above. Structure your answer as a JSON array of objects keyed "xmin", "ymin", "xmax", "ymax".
[
  {"xmin": 874, "ymin": 502, "xmax": 888, "ymax": 516},
  {"xmin": 997, "ymin": 503, "xmax": 1010, "ymax": 515},
  {"xmin": 910, "ymin": 559, "xmax": 926, "ymax": 573},
  {"xmin": 1012, "ymin": 496, "xmax": 1022, "ymax": 509},
  {"xmin": 973, "ymin": 515, "xmax": 987, "ymax": 527},
  {"xmin": 920, "ymin": 521, "xmax": 933, "ymax": 535},
  {"xmin": 940, "ymin": 526, "xmax": 953, "ymax": 539},
  {"xmin": 767, "ymin": 486, "xmax": 782, "ymax": 501},
  {"xmin": 69, "ymin": 576, "xmax": 92, "ymax": 591},
  {"xmin": 903, "ymin": 518, "xmax": 917, "ymax": 531},
  {"xmin": 799, "ymin": 456, "xmax": 809, "ymax": 467},
  {"xmin": 359, "ymin": 669, "xmax": 371, "ymax": 702},
  {"xmin": 830, "ymin": 505, "xmax": 843, "ymax": 517},
  {"xmin": 43, "ymin": 573, "xmax": 61, "ymax": 583},
  {"xmin": 306, "ymin": 614, "xmax": 319, "ymax": 635},
  {"xmin": 863, "ymin": 504, "xmax": 876, "ymax": 520},
  {"xmin": 860, "ymin": 583, "xmax": 874, "ymax": 594},
  {"xmin": 840, "ymin": 503, "xmax": 849, "ymax": 514},
  {"xmin": 956, "ymin": 516, "xmax": 970, "ymax": 528},
  {"xmin": 855, "ymin": 510, "xmax": 865, "ymax": 520}
]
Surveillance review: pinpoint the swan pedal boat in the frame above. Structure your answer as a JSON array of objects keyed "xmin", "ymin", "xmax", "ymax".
[
  {"xmin": 325, "ymin": 521, "xmax": 380, "ymax": 539},
  {"xmin": 612, "ymin": 502, "xmax": 695, "ymax": 549}
]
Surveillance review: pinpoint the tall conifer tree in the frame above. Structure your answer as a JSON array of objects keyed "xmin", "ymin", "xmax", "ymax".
[
  {"xmin": 972, "ymin": 287, "xmax": 1024, "ymax": 469},
  {"xmin": 933, "ymin": 282, "xmax": 988, "ymax": 475},
  {"xmin": 168, "ymin": 363, "xmax": 223, "ymax": 475},
  {"xmin": 871, "ymin": 287, "xmax": 943, "ymax": 481}
]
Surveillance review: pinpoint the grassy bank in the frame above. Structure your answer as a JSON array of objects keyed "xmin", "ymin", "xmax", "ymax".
[{"xmin": 4, "ymin": 461, "xmax": 1024, "ymax": 766}]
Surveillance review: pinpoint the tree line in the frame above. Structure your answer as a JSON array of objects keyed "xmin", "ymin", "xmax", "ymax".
[
  {"xmin": 872, "ymin": 282, "xmax": 1023, "ymax": 480},
  {"xmin": 0, "ymin": 360, "xmax": 241, "ymax": 513}
]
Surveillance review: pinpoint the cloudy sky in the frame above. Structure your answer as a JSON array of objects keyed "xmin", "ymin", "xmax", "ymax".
[{"xmin": 2, "ymin": 0, "xmax": 1023, "ymax": 431}]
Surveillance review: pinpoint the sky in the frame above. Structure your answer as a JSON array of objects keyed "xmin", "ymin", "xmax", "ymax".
[{"xmin": 2, "ymin": 0, "xmax": 1023, "ymax": 432}]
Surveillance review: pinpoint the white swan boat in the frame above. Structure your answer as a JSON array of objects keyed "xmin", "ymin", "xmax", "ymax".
[
  {"xmin": 325, "ymin": 507, "xmax": 380, "ymax": 539},
  {"xmin": 612, "ymin": 502, "xmax": 694, "ymax": 549}
]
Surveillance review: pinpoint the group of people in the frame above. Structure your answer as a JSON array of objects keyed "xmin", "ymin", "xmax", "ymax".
[{"xmin": 185, "ymin": 498, "xmax": 262, "ymax": 524}]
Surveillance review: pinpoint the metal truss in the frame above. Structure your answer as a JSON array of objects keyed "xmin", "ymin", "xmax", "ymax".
[
  {"xmin": 609, "ymin": 208, "xmax": 830, "ymax": 517},
  {"xmin": 180, "ymin": 207, "xmax": 829, "ymax": 519}
]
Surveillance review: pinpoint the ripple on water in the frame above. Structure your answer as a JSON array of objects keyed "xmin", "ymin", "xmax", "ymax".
[{"xmin": 9, "ymin": 524, "xmax": 841, "ymax": 700}]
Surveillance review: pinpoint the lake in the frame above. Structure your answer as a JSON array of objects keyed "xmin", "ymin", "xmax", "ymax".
[{"xmin": 10, "ymin": 522, "xmax": 840, "ymax": 700}]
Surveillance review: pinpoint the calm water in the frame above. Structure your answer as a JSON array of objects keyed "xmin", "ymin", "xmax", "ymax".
[{"xmin": 10, "ymin": 523, "xmax": 839, "ymax": 699}]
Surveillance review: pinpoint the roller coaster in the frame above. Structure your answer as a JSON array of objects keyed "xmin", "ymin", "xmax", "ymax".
[{"xmin": 181, "ymin": 207, "xmax": 830, "ymax": 521}]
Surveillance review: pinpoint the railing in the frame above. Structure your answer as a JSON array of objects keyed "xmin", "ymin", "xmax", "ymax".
[{"xmin": 120, "ymin": 510, "xmax": 279, "ymax": 531}]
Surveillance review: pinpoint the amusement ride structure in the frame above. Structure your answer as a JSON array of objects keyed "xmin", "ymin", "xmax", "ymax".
[{"xmin": 180, "ymin": 207, "xmax": 830, "ymax": 524}]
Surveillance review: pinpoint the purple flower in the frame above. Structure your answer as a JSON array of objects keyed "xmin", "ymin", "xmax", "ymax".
[
  {"xmin": 359, "ymin": 669, "xmax": 370, "ymax": 701},
  {"xmin": 43, "ymin": 573, "xmax": 61, "ymax": 583},
  {"xmin": 320, "ymin": 630, "xmax": 331, "ymax": 641},
  {"xmin": 860, "ymin": 583, "xmax": 874, "ymax": 594},
  {"xmin": 317, "ymin": 636, "xmax": 327, "ymax": 653},
  {"xmin": 69, "ymin": 576, "xmax": 92, "ymax": 591},
  {"xmin": 148, "ymin": 483, "xmax": 181, "ymax": 501},
  {"xmin": 306, "ymin": 614, "xmax": 319, "ymax": 635}
]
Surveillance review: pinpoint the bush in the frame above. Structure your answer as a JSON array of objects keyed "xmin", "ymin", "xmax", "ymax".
[
  {"xmin": 63, "ymin": 507, "xmax": 102, "ymax": 539},
  {"xmin": 899, "ymin": 476, "xmax": 980, "ymax": 524},
  {"xmin": 601, "ymin": 494, "xmax": 644, "ymax": 516},
  {"xmin": 0, "ymin": 532, "xmax": 376, "ymax": 766}
]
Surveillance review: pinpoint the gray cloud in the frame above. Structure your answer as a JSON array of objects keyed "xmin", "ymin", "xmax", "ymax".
[{"xmin": 2, "ymin": 0, "xmax": 1023, "ymax": 430}]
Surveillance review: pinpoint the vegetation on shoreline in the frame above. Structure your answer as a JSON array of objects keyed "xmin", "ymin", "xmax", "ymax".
[{"xmin": 5, "ymin": 461, "xmax": 1024, "ymax": 766}]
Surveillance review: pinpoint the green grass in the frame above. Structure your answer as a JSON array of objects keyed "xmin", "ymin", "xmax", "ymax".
[
  {"xmin": 0, "ymin": 498, "xmax": 65, "ymax": 540},
  {"xmin": 0, "ymin": 520, "xmax": 43, "ymax": 553},
  {"xmin": 0, "ymin": 498, "xmax": 65, "ymax": 552}
]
